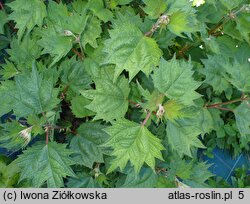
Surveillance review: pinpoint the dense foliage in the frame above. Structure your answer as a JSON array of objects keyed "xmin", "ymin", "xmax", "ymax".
[{"xmin": 0, "ymin": 0, "xmax": 250, "ymax": 188}]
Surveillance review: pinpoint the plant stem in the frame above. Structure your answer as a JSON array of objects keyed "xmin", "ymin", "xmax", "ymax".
[
  {"xmin": 178, "ymin": 4, "xmax": 248, "ymax": 58},
  {"xmin": 145, "ymin": 14, "xmax": 170, "ymax": 37},
  {"xmin": 142, "ymin": 111, "xmax": 151, "ymax": 126},
  {"xmin": 45, "ymin": 127, "xmax": 49, "ymax": 145},
  {"xmin": 78, "ymin": 42, "xmax": 85, "ymax": 59},
  {"xmin": 206, "ymin": 97, "xmax": 248, "ymax": 108},
  {"xmin": 0, "ymin": 2, "xmax": 4, "ymax": 10},
  {"xmin": 128, "ymin": 99, "xmax": 141, "ymax": 107},
  {"xmin": 212, "ymin": 106, "xmax": 234, "ymax": 112},
  {"xmin": 72, "ymin": 48, "xmax": 83, "ymax": 60}
]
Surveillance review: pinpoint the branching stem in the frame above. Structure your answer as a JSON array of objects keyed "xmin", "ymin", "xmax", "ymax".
[
  {"xmin": 178, "ymin": 4, "xmax": 248, "ymax": 58},
  {"xmin": 142, "ymin": 112, "xmax": 152, "ymax": 126}
]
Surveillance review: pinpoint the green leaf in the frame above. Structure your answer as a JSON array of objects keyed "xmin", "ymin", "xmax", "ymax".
[
  {"xmin": 166, "ymin": 117, "xmax": 205, "ymax": 157},
  {"xmin": 81, "ymin": 16, "xmax": 102, "ymax": 48},
  {"xmin": 0, "ymin": 81, "xmax": 15, "ymax": 116},
  {"xmin": 168, "ymin": 11, "xmax": 198, "ymax": 37},
  {"xmin": 0, "ymin": 121, "xmax": 28, "ymax": 150},
  {"xmin": 220, "ymin": 0, "xmax": 245, "ymax": 10},
  {"xmin": 152, "ymin": 57, "xmax": 201, "ymax": 106},
  {"xmin": 87, "ymin": 0, "xmax": 113, "ymax": 22},
  {"xmin": 38, "ymin": 26, "xmax": 73, "ymax": 67},
  {"xmin": 47, "ymin": 1, "xmax": 89, "ymax": 35},
  {"xmin": 186, "ymin": 162, "xmax": 214, "ymax": 185},
  {"xmin": 201, "ymin": 55, "xmax": 231, "ymax": 94},
  {"xmin": 0, "ymin": 160, "xmax": 20, "ymax": 188},
  {"xmin": 156, "ymin": 176, "xmax": 176, "ymax": 187},
  {"xmin": 27, "ymin": 115, "xmax": 45, "ymax": 135},
  {"xmin": 104, "ymin": 119, "xmax": 165, "ymax": 173},
  {"xmin": 70, "ymin": 95, "xmax": 94, "ymax": 118},
  {"xmin": 59, "ymin": 57, "xmax": 92, "ymax": 94},
  {"xmin": 7, "ymin": 35, "xmax": 42, "ymax": 70},
  {"xmin": 14, "ymin": 142, "xmax": 76, "ymax": 187},
  {"xmin": 222, "ymin": 60, "xmax": 250, "ymax": 92},
  {"xmin": 0, "ymin": 10, "xmax": 8, "ymax": 34},
  {"xmin": 115, "ymin": 0, "xmax": 133, "ymax": 5},
  {"xmin": 3, "ymin": 63, "xmax": 60, "ymax": 117},
  {"xmin": 235, "ymin": 102, "xmax": 250, "ymax": 137},
  {"xmin": 0, "ymin": 60, "xmax": 19, "ymax": 80},
  {"xmin": 168, "ymin": 157, "xmax": 193, "ymax": 180},
  {"xmin": 120, "ymin": 167, "xmax": 158, "ymax": 187},
  {"xmin": 103, "ymin": 22, "xmax": 162, "ymax": 81},
  {"xmin": 137, "ymin": 82, "xmax": 165, "ymax": 112},
  {"xmin": 7, "ymin": 0, "xmax": 46, "ymax": 41},
  {"xmin": 142, "ymin": 0, "xmax": 167, "ymax": 19},
  {"xmin": 163, "ymin": 100, "xmax": 186, "ymax": 121},
  {"xmin": 70, "ymin": 122, "xmax": 109, "ymax": 168},
  {"xmin": 235, "ymin": 13, "xmax": 250, "ymax": 43},
  {"xmin": 37, "ymin": 1, "xmax": 89, "ymax": 66},
  {"xmin": 66, "ymin": 173, "xmax": 100, "ymax": 188},
  {"xmin": 169, "ymin": 156, "xmax": 213, "ymax": 187},
  {"xmin": 81, "ymin": 69, "xmax": 130, "ymax": 121}
]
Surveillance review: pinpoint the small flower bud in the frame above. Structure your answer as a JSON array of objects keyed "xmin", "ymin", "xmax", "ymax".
[
  {"xmin": 63, "ymin": 30, "xmax": 74, "ymax": 36},
  {"xmin": 18, "ymin": 127, "xmax": 32, "ymax": 147},
  {"xmin": 156, "ymin": 104, "xmax": 165, "ymax": 119}
]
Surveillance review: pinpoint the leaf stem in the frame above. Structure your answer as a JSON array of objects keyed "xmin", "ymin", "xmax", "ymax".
[{"xmin": 142, "ymin": 111, "xmax": 152, "ymax": 126}]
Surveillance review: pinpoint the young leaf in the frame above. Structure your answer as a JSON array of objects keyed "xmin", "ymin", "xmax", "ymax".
[
  {"xmin": 137, "ymin": 82, "xmax": 165, "ymax": 112},
  {"xmin": 167, "ymin": 11, "xmax": 199, "ymax": 37},
  {"xmin": 7, "ymin": 0, "xmax": 46, "ymax": 41},
  {"xmin": 103, "ymin": 22, "xmax": 162, "ymax": 81},
  {"xmin": 81, "ymin": 69, "xmax": 130, "ymax": 121},
  {"xmin": 13, "ymin": 142, "xmax": 76, "ymax": 187},
  {"xmin": 104, "ymin": 119, "xmax": 165, "ymax": 173},
  {"xmin": 152, "ymin": 57, "xmax": 201, "ymax": 106},
  {"xmin": 163, "ymin": 100, "xmax": 186, "ymax": 121},
  {"xmin": 70, "ymin": 122, "xmax": 109, "ymax": 168},
  {"xmin": 0, "ymin": 60, "xmax": 19, "ymax": 80}
]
